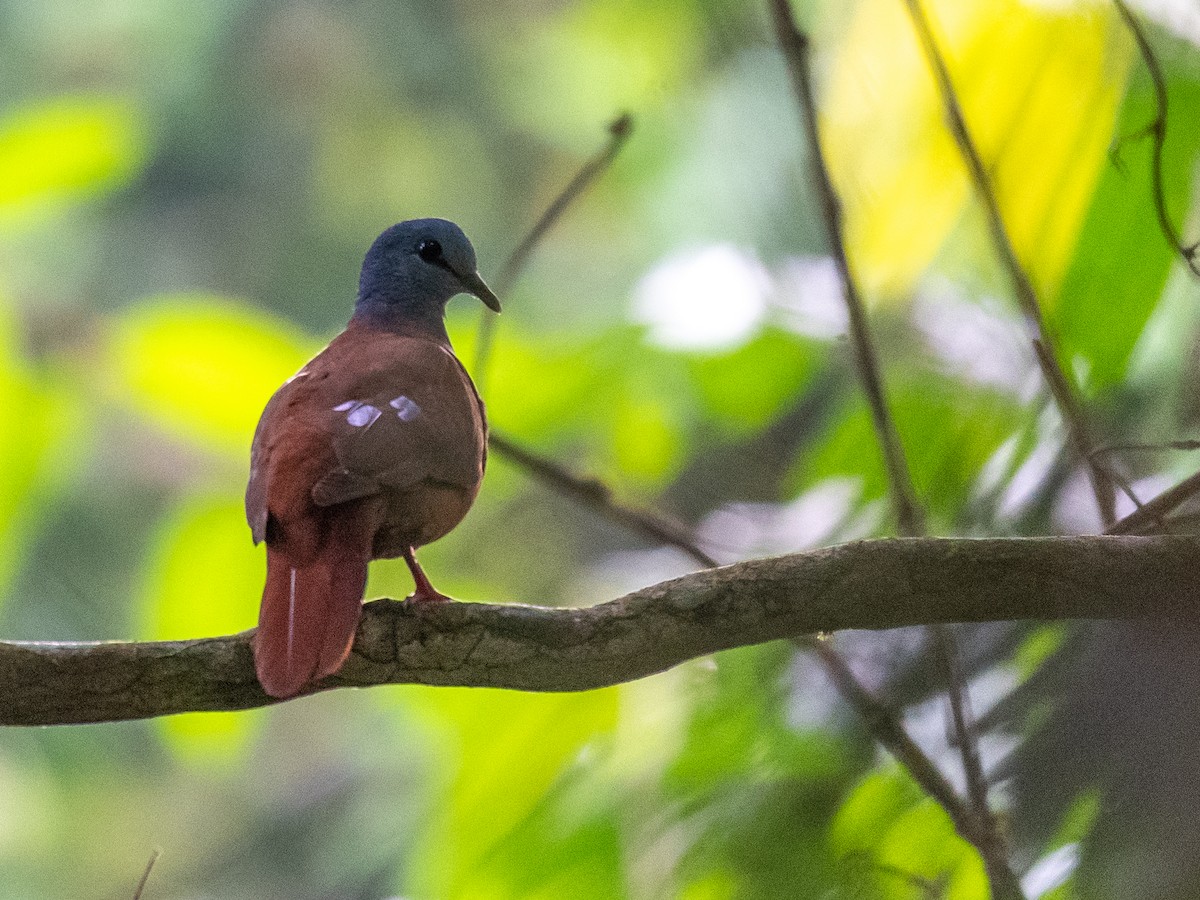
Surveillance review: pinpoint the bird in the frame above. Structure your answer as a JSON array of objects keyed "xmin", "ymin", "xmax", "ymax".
[{"xmin": 245, "ymin": 218, "xmax": 500, "ymax": 699}]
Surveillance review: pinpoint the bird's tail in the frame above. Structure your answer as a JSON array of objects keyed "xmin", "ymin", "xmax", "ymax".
[{"xmin": 254, "ymin": 513, "xmax": 370, "ymax": 699}]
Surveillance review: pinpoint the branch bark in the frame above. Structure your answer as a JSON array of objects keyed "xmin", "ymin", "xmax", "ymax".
[{"xmin": 3, "ymin": 535, "xmax": 1196, "ymax": 726}]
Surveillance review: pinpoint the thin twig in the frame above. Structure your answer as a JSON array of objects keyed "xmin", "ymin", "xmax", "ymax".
[
  {"xmin": 769, "ymin": 0, "xmax": 924, "ymax": 539},
  {"xmin": 473, "ymin": 15, "xmax": 1007, "ymax": 889},
  {"xmin": 489, "ymin": 432, "xmax": 719, "ymax": 568},
  {"xmin": 473, "ymin": 113, "xmax": 634, "ymax": 387},
  {"xmin": 811, "ymin": 640, "xmax": 997, "ymax": 854},
  {"xmin": 900, "ymin": 0, "xmax": 1118, "ymax": 527},
  {"xmin": 768, "ymin": 3, "xmax": 1022, "ymax": 894},
  {"xmin": 934, "ymin": 631, "xmax": 990, "ymax": 818},
  {"xmin": 132, "ymin": 848, "xmax": 161, "ymax": 900},
  {"xmin": 1093, "ymin": 439, "xmax": 1200, "ymax": 455},
  {"xmin": 496, "ymin": 432, "xmax": 1021, "ymax": 893},
  {"xmin": 1112, "ymin": 0, "xmax": 1200, "ymax": 277},
  {"xmin": 1108, "ymin": 467, "xmax": 1200, "ymax": 534}
]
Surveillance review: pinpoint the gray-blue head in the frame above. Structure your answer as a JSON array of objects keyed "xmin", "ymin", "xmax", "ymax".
[{"xmin": 354, "ymin": 218, "xmax": 500, "ymax": 332}]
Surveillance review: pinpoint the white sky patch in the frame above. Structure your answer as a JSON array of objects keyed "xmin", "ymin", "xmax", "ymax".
[
  {"xmin": 999, "ymin": 433, "xmax": 1061, "ymax": 520},
  {"xmin": 771, "ymin": 255, "xmax": 848, "ymax": 339},
  {"xmin": 633, "ymin": 244, "xmax": 770, "ymax": 350},
  {"xmin": 1023, "ymin": 844, "xmax": 1081, "ymax": 899},
  {"xmin": 695, "ymin": 478, "xmax": 881, "ymax": 561},
  {"xmin": 1126, "ymin": 0, "xmax": 1200, "ymax": 45},
  {"xmin": 912, "ymin": 282, "xmax": 1037, "ymax": 397},
  {"xmin": 901, "ymin": 668, "xmax": 1021, "ymax": 798},
  {"xmin": 571, "ymin": 546, "xmax": 702, "ymax": 606},
  {"xmin": 1053, "ymin": 466, "xmax": 1106, "ymax": 534}
]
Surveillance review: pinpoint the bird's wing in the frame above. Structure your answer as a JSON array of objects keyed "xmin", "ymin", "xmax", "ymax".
[
  {"xmin": 245, "ymin": 365, "xmax": 345, "ymax": 551},
  {"xmin": 314, "ymin": 333, "xmax": 486, "ymax": 506},
  {"xmin": 246, "ymin": 386, "xmax": 287, "ymax": 545},
  {"xmin": 246, "ymin": 330, "xmax": 485, "ymax": 534}
]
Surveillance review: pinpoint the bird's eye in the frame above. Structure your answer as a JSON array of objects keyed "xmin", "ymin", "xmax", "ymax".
[{"xmin": 417, "ymin": 239, "xmax": 443, "ymax": 262}]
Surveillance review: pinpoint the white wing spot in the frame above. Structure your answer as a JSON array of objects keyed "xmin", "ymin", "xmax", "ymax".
[
  {"xmin": 346, "ymin": 404, "xmax": 382, "ymax": 427},
  {"xmin": 389, "ymin": 395, "xmax": 422, "ymax": 421},
  {"xmin": 287, "ymin": 567, "xmax": 297, "ymax": 676},
  {"xmin": 333, "ymin": 400, "xmax": 357, "ymax": 412}
]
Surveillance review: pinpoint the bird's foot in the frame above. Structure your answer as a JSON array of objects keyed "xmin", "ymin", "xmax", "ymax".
[
  {"xmin": 405, "ymin": 588, "xmax": 452, "ymax": 604},
  {"xmin": 401, "ymin": 546, "xmax": 452, "ymax": 604}
]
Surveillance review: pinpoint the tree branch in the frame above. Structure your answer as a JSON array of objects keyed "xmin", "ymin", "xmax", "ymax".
[
  {"xmin": 1112, "ymin": 0, "xmax": 1200, "ymax": 278},
  {"xmin": 766, "ymin": 7, "xmax": 1022, "ymax": 890},
  {"xmin": 769, "ymin": 0, "xmax": 925, "ymax": 538},
  {"xmin": 899, "ymin": 0, "xmax": 1120, "ymax": 527},
  {"xmin": 473, "ymin": 113, "xmax": 633, "ymax": 386},
  {"xmin": 490, "ymin": 431, "xmax": 719, "ymax": 567},
  {"xmin": 809, "ymin": 637, "xmax": 1006, "ymax": 870},
  {"xmin": 3, "ymin": 535, "xmax": 1195, "ymax": 726}
]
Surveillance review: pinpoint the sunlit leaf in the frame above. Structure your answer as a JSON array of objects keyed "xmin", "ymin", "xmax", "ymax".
[
  {"xmin": 1054, "ymin": 67, "xmax": 1200, "ymax": 386},
  {"xmin": 830, "ymin": 767, "xmax": 924, "ymax": 859},
  {"xmin": 451, "ymin": 774, "xmax": 625, "ymax": 900},
  {"xmin": 0, "ymin": 302, "xmax": 83, "ymax": 600},
  {"xmin": 822, "ymin": 0, "xmax": 1131, "ymax": 299},
  {"xmin": 1014, "ymin": 624, "xmax": 1068, "ymax": 680},
  {"xmin": 944, "ymin": 851, "xmax": 988, "ymax": 900},
  {"xmin": 103, "ymin": 296, "xmax": 316, "ymax": 455},
  {"xmin": 0, "ymin": 96, "xmax": 144, "ymax": 227},
  {"xmin": 453, "ymin": 321, "xmax": 696, "ymax": 485},
  {"xmin": 668, "ymin": 644, "xmax": 845, "ymax": 791},
  {"xmin": 138, "ymin": 492, "xmax": 262, "ymax": 759},
  {"xmin": 800, "ymin": 372, "xmax": 1020, "ymax": 523},
  {"xmin": 878, "ymin": 799, "xmax": 969, "ymax": 879},
  {"xmin": 686, "ymin": 328, "xmax": 824, "ymax": 435},
  {"xmin": 679, "ymin": 870, "xmax": 739, "ymax": 900},
  {"xmin": 406, "ymin": 688, "xmax": 619, "ymax": 897}
]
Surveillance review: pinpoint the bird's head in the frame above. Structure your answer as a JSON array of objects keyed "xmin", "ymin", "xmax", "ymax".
[{"xmin": 354, "ymin": 218, "xmax": 500, "ymax": 333}]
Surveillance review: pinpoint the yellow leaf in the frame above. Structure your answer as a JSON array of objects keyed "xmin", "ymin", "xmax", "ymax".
[
  {"xmin": 0, "ymin": 96, "xmax": 144, "ymax": 226},
  {"xmin": 104, "ymin": 295, "xmax": 318, "ymax": 455},
  {"xmin": 0, "ymin": 299, "xmax": 82, "ymax": 598},
  {"xmin": 138, "ymin": 493, "xmax": 264, "ymax": 760},
  {"xmin": 821, "ymin": 0, "xmax": 1132, "ymax": 299}
]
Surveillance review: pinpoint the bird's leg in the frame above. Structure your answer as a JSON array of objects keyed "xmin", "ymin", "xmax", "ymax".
[{"xmin": 402, "ymin": 546, "xmax": 451, "ymax": 603}]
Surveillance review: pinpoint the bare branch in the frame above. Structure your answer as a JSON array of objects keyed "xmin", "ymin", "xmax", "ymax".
[
  {"xmin": 811, "ymin": 637, "xmax": 1013, "ymax": 887},
  {"xmin": 1108, "ymin": 468, "xmax": 1200, "ymax": 534},
  {"xmin": 934, "ymin": 630, "xmax": 989, "ymax": 814},
  {"xmin": 132, "ymin": 849, "xmax": 161, "ymax": 900},
  {"xmin": 769, "ymin": 0, "xmax": 925, "ymax": 538},
  {"xmin": 765, "ymin": 5, "xmax": 1022, "ymax": 889},
  {"xmin": 489, "ymin": 432, "xmax": 719, "ymax": 568},
  {"xmin": 900, "ymin": 0, "xmax": 1119, "ymax": 527},
  {"xmin": 1112, "ymin": 0, "xmax": 1200, "ymax": 277},
  {"xmin": 473, "ymin": 113, "xmax": 634, "ymax": 385},
  {"xmin": 3, "ymin": 535, "xmax": 1195, "ymax": 727}
]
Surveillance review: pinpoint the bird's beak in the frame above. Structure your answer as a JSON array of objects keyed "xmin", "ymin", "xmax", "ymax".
[{"xmin": 458, "ymin": 270, "xmax": 502, "ymax": 313}]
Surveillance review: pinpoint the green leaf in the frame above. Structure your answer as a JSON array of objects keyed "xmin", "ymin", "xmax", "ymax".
[
  {"xmin": 801, "ymin": 372, "xmax": 1020, "ymax": 522},
  {"xmin": 877, "ymin": 799, "xmax": 968, "ymax": 880},
  {"xmin": 1013, "ymin": 624, "xmax": 1068, "ymax": 679},
  {"xmin": 1053, "ymin": 64, "xmax": 1200, "ymax": 386},
  {"xmin": 406, "ymin": 687, "xmax": 619, "ymax": 897},
  {"xmin": 0, "ymin": 302, "xmax": 83, "ymax": 600},
  {"xmin": 686, "ymin": 328, "xmax": 823, "ymax": 435},
  {"xmin": 137, "ymin": 492, "xmax": 262, "ymax": 760},
  {"xmin": 103, "ymin": 295, "xmax": 316, "ymax": 454},
  {"xmin": 0, "ymin": 96, "xmax": 144, "ymax": 227},
  {"xmin": 830, "ymin": 767, "xmax": 925, "ymax": 859}
]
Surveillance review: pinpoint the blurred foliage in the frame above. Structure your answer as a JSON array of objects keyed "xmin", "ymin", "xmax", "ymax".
[{"xmin": 0, "ymin": 0, "xmax": 1198, "ymax": 898}]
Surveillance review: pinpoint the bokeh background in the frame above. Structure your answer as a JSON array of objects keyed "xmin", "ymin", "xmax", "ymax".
[{"xmin": 2, "ymin": 0, "xmax": 1200, "ymax": 897}]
